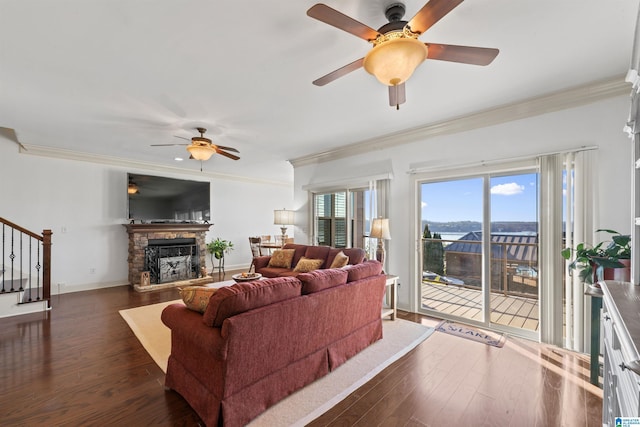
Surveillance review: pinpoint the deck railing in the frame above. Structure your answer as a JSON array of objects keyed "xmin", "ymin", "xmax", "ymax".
[
  {"xmin": 422, "ymin": 237, "xmax": 539, "ymax": 299},
  {"xmin": 1, "ymin": 217, "xmax": 52, "ymax": 309}
]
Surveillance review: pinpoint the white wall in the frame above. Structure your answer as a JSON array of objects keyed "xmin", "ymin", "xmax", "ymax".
[
  {"xmin": 0, "ymin": 138, "xmax": 293, "ymax": 294},
  {"xmin": 293, "ymin": 95, "xmax": 633, "ymax": 311}
]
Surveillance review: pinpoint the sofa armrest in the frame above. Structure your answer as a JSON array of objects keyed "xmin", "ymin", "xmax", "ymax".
[
  {"xmin": 252, "ymin": 255, "xmax": 271, "ymax": 270},
  {"xmin": 161, "ymin": 303, "xmax": 228, "ymax": 360}
]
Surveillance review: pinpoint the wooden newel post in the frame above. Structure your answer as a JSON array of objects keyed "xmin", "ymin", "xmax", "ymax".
[{"xmin": 43, "ymin": 229, "xmax": 53, "ymax": 308}]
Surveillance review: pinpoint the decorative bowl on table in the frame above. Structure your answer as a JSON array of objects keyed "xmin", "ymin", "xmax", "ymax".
[{"xmin": 232, "ymin": 272, "xmax": 262, "ymax": 282}]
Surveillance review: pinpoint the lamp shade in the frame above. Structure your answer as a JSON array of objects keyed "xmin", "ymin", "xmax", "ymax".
[
  {"xmin": 274, "ymin": 209, "xmax": 295, "ymax": 225},
  {"xmin": 370, "ymin": 218, "xmax": 391, "ymax": 240},
  {"xmin": 127, "ymin": 183, "xmax": 138, "ymax": 194},
  {"xmin": 187, "ymin": 144, "xmax": 215, "ymax": 161},
  {"xmin": 363, "ymin": 37, "xmax": 428, "ymax": 86}
]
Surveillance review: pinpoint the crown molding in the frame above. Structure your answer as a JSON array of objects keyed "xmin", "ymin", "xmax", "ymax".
[
  {"xmin": 289, "ymin": 75, "xmax": 631, "ymax": 168},
  {"xmin": 19, "ymin": 144, "xmax": 292, "ymax": 187}
]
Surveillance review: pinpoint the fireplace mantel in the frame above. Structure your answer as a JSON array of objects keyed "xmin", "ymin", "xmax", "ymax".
[
  {"xmin": 124, "ymin": 223, "xmax": 212, "ymax": 234},
  {"xmin": 124, "ymin": 223, "xmax": 212, "ymax": 288}
]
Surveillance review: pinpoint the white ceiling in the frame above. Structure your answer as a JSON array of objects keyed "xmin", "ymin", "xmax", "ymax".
[{"xmin": 1, "ymin": 0, "xmax": 638, "ymax": 183}]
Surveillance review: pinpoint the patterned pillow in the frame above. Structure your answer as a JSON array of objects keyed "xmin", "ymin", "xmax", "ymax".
[
  {"xmin": 267, "ymin": 249, "xmax": 296, "ymax": 268},
  {"xmin": 179, "ymin": 286, "xmax": 218, "ymax": 313},
  {"xmin": 329, "ymin": 250, "xmax": 349, "ymax": 268},
  {"xmin": 293, "ymin": 257, "xmax": 325, "ymax": 273}
]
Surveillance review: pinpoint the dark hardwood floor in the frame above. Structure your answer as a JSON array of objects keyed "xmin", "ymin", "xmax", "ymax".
[{"xmin": 1, "ymin": 285, "xmax": 602, "ymax": 426}]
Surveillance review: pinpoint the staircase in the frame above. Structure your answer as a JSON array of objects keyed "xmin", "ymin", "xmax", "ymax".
[{"xmin": 0, "ymin": 217, "xmax": 52, "ymax": 318}]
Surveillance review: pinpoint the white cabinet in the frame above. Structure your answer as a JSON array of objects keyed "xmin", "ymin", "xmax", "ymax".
[{"xmin": 601, "ymin": 281, "xmax": 640, "ymax": 426}]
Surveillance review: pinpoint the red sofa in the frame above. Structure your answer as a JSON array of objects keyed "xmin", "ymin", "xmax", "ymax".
[
  {"xmin": 253, "ymin": 243, "xmax": 367, "ymax": 277},
  {"xmin": 161, "ymin": 260, "xmax": 386, "ymax": 427}
]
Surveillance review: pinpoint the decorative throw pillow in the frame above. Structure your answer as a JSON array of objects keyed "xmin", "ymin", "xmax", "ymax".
[
  {"xmin": 293, "ymin": 256, "xmax": 324, "ymax": 273},
  {"xmin": 267, "ymin": 249, "xmax": 296, "ymax": 268},
  {"xmin": 329, "ymin": 250, "xmax": 349, "ymax": 268},
  {"xmin": 179, "ymin": 286, "xmax": 218, "ymax": 313}
]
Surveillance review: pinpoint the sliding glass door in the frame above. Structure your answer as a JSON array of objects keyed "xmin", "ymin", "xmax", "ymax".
[{"xmin": 419, "ymin": 171, "xmax": 539, "ymax": 336}]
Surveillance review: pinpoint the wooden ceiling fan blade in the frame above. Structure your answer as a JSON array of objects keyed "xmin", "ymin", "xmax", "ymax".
[
  {"xmin": 313, "ymin": 58, "xmax": 364, "ymax": 86},
  {"xmin": 174, "ymin": 135, "xmax": 190, "ymax": 141},
  {"xmin": 215, "ymin": 145, "xmax": 239, "ymax": 153},
  {"xmin": 216, "ymin": 149, "xmax": 240, "ymax": 161},
  {"xmin": 307, "ymin": 4, "xmax": 380, "ymax": 41},
  {"xmin": 388, "ymin": 83, "xmax": 406, "ymax": 109},
  {"xmin": 150, "ymin": 143, "xmax": 189, "ymax": 146},
  {"xmin": 0, "ymin": 127, "xmax": 27, "ymax": 151},
  {"xmin": 426, "ymin": 43, "xmax": 499, "ymax": 66},
  {"xmin": 407, "ymin": 0, "xmax": 464, "ymax": 34}
]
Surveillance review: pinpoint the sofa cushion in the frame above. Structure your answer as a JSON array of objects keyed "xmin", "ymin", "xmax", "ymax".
[
  {"xmin": 326, "ymin": 247, "xmax": 366, "ymax": 268},
  {"xmin": 298, "ymin": 268, "xmax": 348, "ymax": 294},
  {"xmin": 329, "ymin": 251, "xmax": 349, "ymax": 269},
  {"xmin": 304, "ymin": 246, "xmax": 330, "ymax": 264},
  {"xmin": 179, "ymin": 286, "xmax": 218, "ymax": 313},
  {"xmin": 283, "ymin": 243, "xmax": 311, "ymax": 268},
  {"xmin": 267, "ymin": 249, "xmax": 295, "ymax": 269},
  {"xmin": 202, "ymin": 277, "xmax": 301, "ymax": 327},
  {"xmin": 342, "ymin": 248, "xmax": 366, "ymax": 265},
  {"xmin": 293, "ymin": 257, "xmax": 325, "ymax": 273},
  {"xmin": 345, "ymin": 260, "xmax": 383, "ymax": 282}
]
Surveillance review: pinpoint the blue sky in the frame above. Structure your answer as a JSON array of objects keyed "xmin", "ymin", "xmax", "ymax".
[{"xmin": 421, "ymin": 173, "xmax": 538, "ymax": 222}]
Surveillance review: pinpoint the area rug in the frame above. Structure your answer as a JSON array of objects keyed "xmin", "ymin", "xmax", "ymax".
[
  {"xmin": 435, "ymin": 319, "xmax": 506, "ymax": 348},
  {"xmin": 119, "ymin": 300, "xmax": 434, "ymax": 426}
]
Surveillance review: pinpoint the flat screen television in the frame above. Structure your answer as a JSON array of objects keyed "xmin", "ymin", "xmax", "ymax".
[{"xmin": 127, "ymin": 173, "xmax": 210, "ymax": 222}]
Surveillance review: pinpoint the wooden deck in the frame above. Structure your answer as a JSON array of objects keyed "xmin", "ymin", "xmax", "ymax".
[{"xmin": 422, "ymin": 281, "xmax": 540, "ymax": 331}]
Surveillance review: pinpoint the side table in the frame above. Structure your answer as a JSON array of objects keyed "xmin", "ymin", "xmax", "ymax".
[{"xmin": 381, "ymin": 275, "xmax": 398, "ymax": 320}]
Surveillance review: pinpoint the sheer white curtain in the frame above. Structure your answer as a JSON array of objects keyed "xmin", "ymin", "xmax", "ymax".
[
  {"xmin": 366, "ymin": 179, "xmax": 391, "ymax": 266},
  {"xmin": 538, "ymin": 154, "xmax": 564, "ymax": 346},
  {"xmin": 569, "ymin": 150, "xmax": 598, "ymax": 352},
  {"xmin": 539, "ymin": 149, "xmax": 597, "ymax": 351},
  {"xmin": 540, "ymin": 150, "xmax": 597, "ymax": 351}
]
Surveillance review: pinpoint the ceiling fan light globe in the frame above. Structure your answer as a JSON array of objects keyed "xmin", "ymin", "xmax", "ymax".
[
  {"xmin": 363, "ymin": 37, "xmax": 428, "ymax": 86},
  {"xmin": 187, "ymin": 144, "xmax": 215, "ymax": 161}
]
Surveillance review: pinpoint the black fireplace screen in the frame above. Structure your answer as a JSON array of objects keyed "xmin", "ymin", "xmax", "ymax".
[{"xmin": 144, "ymin": 239, "xmax": 199, "ymax": 284}]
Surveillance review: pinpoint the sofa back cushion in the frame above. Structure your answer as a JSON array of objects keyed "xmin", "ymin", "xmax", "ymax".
[
  {"xmin": 202, "ymin": 277, "xmax": 301, "ymax": 327},
  {"xmin": 298, "ymin": 268, "xmax": 348, "ymax": 294},
  {"xmin": 283, "ymin": 243, "xmax": 310, "ymax": 267},
  {"xmin": 327, "ymin": 247, "xmax": 366, "ymax": 268},
  {"xmin": 345, "ymin": 260, "xmax": 383, "ymax": 282},
  {"xmin": 303, "ymin": 245, "xmax": 330, "ymax": 265}
]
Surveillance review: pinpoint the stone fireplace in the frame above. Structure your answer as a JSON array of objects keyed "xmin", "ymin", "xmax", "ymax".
[{"xmin": 124, "ymin": 223, "xmax": 211, "ymax": 288}]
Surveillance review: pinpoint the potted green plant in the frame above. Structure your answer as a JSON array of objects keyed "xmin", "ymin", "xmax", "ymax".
[
  {"xmin": 207, "ymin": 238, "xmax": 234, "ymax": 276},
  {"xmin": 561, "ymin": 229, "xmax": 630, "ymax": 285},
  {"xmin": 598, "ymin": 229, "xmax": 631, "ymax": 281}
]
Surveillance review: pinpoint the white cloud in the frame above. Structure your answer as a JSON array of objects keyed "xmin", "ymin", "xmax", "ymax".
[
  {"xmin": 490, "ymin": 182, "xmax": 524, "ymax": 196},
  {"xmin": 421, "ymin": 201, "xmax": 427, "ymax": 209}
]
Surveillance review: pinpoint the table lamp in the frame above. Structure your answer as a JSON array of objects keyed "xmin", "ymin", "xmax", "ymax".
[
  {"xmin": 274, "ymin": 209, "xmax": 295, "ymax": 247},
  {"xmin": 370, "ymin": 218, "xmax": 391, "ymax": 266}
]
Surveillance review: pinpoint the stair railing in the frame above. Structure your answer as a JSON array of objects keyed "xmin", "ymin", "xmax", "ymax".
[{"xmin": 1, "ymin": 217, "xmax": 52, "ymax": 309}]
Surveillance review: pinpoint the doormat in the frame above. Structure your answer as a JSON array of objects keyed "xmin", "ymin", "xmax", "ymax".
[{"xmin": 435, "ymin": 320, "xmax": 506, "ymax": 348}]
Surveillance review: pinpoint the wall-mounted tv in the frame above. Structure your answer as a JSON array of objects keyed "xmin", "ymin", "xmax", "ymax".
[{"xmin": 127, "ymin": 173, "xmax": 210, "ymax": 222}]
